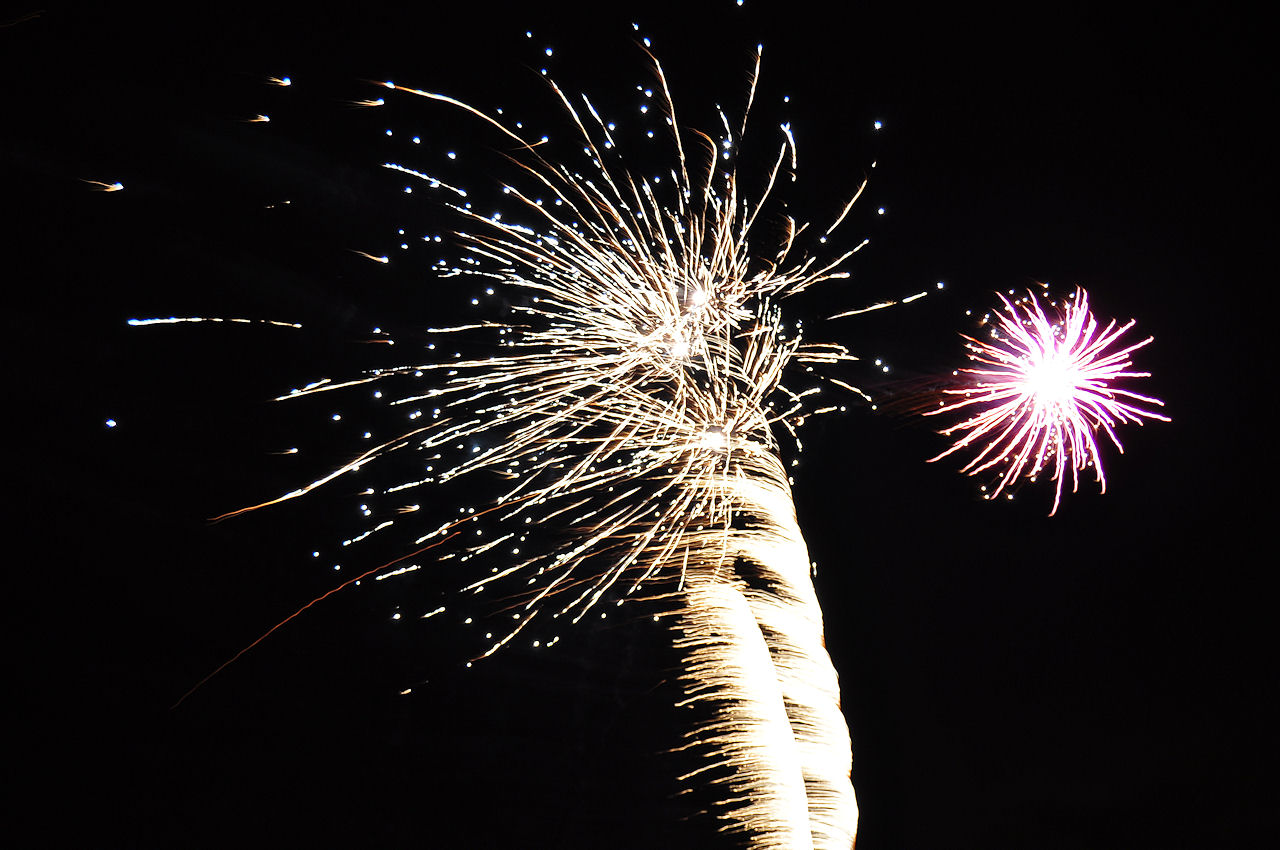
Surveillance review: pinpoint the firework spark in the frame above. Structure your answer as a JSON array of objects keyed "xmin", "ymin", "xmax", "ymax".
[
  {"xmin": 167, "ymin": 42, "xmax": 893, "ymax": 847},
  {"xmin": 927, "ymin": 286, "xmax": 1168, "ymax": 514}
]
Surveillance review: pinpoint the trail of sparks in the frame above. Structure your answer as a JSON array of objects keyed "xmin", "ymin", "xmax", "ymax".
[
  {"xmin": 927, "ymin": 287, "xmax": 1168, "ymax": 514},
  {"xmin": 249, "ymin": 46, "xmax": 890, "ymax": 663},
  {"xmin": 171, "ymin": 532, "xmax": 460, "ymax": 709},
  {"xmin": 128, "ymin": 316, "xmax": 303, "ymax": 329}
]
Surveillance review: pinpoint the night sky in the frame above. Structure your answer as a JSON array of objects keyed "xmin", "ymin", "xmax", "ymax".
[{"xmin": 6, "ymin": 3, "xmax": 1270, "ymax": 847}]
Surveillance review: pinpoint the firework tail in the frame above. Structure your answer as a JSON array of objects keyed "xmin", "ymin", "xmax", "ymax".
[{"xmin": 669, "ymin": 449, "xmax": 855, "ymax": 847}]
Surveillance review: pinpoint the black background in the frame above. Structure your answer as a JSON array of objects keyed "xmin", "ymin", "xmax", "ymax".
[{"xmin": 5, "ymin": 2, "xmax": 1270, "ymax": 847}]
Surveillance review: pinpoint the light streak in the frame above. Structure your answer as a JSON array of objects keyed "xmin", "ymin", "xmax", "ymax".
[
  {"xmin": 128, "ymin": 316, "xmax": 302, "ymax": 328},
  {"xmin": 927, "ymin": 286, "xmax": 1168, "ymax": 514}
]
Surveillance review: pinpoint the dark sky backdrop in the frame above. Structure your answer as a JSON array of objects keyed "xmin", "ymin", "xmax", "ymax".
[{"xmin": 6, "ymin": 3, "xmax": 1270, "ymax": 848}]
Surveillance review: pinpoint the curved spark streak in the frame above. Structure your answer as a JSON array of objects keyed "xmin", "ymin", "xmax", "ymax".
[
  {"xmin": 219, "ymin": 48, "xmax": 869, "ymax": 845},
  {"xmin": 927, "ymin": 287, "xmax": 1169, "ymax": 514}
]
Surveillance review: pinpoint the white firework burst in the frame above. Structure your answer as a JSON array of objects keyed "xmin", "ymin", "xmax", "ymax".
[{"xmin": 172, "ymin": 45, "xmax": 890, "ymax": 848}]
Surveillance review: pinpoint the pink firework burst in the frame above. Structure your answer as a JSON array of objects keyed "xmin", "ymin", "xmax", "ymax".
[{"xmin": 927, "ymin": 286, "xmax": 1169, "ymax": 515}]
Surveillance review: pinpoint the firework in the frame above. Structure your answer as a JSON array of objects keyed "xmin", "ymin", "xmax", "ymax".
[
  {"xmin": 927, "ymin": 287, "xmax": 1168, "ymax": 514},
  {"xmin": 160, "ymin": 42, "xmax": 887, "ymax": 847}
]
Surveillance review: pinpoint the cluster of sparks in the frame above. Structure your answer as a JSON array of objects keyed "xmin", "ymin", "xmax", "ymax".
[
  {"xmin": 928, "ymin": 287, "xmax": 1168, "ymax": 514},
  {"xmin": 164, "ymin": 45, "xmax": 872, "ymax": 845},
  {"xmin": 215, "ymin": 46, "xmax": 885, "ymax": 661}
]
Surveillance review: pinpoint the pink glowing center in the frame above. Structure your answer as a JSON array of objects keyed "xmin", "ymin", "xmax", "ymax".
[{"xmin": 1025, "ymin": 344, "xmax": 1079, "ymax": 410}]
